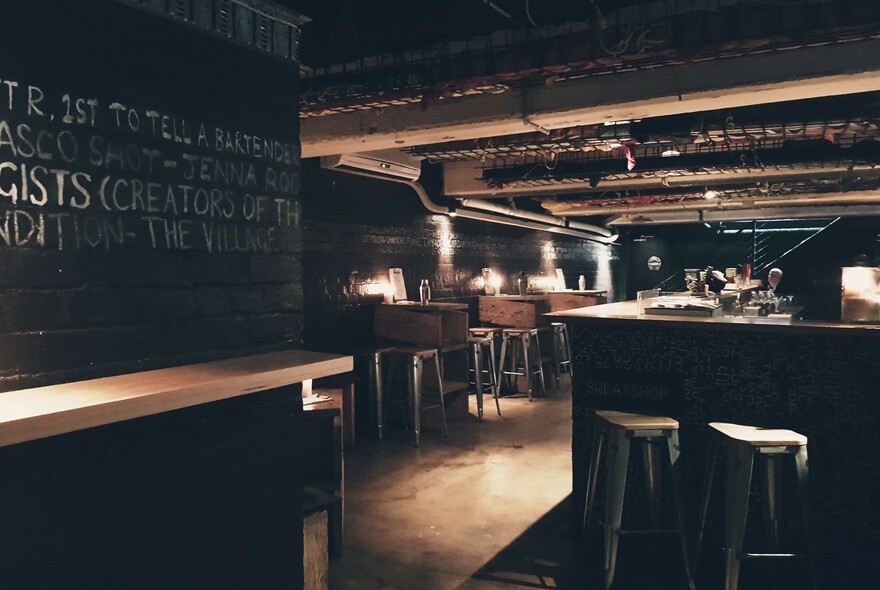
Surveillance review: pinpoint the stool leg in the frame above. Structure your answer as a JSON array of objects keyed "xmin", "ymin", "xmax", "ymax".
[
  {"xmin": 666, "ymin": 430, "xmax": 696, "ymax": 590},
  {"xmin": 583, "ymin": 426, "xmax": 605, "ymax": 535},
  {"xmin": 550, "ymin": 329, "xmax": 561, "ymax": 389},
  {"xmin": 695, "ymin": 440, "xmax": 719, "ymax": 569},
  {"xmin": 387, "ymin": 355, "xmax": 410, "ymax": 432},
  {"xmin": 604, "ymin": 429, "xmax": 630, "ymax": 590},
  {"xmin": 724, "ymin": 445, "xmax": 754, "ymax": 590},
  {"xmin": 471, "ymin": 343, "xmax": 484, "ymax": 421},
  {"xmin": 519, "ymin": 334, "xmax": 532, "ymax": 401},
  {"xmin": 563, "ymin": 325, "xmax": 574, "ymax": 378},
  {"xmin": 487, "ymin": 339, "xmax": 501, "ymax": 415},
  {"xmin": 409, "ymin": 355, "xmax": 422, "ymax": 447},
  {"xmin": 532, "ymin": 334, "xmax": 547, "ymax": 396},
  {"xmin": 498, "ymin": 335, "xmax": 510, "ymax": 394},
  {"xmin": 794, "ymin": 445, "xmax": 819, "ymax": 590},
  {"xmin": 372, "ymin": 352, "xmax": 385, "ymax": 440},
  {"xmin": 433, "ymin": 354, "xmax": 449, "ymax": 438},
  {"xmin": 642, "ymin": 438, "xmax": 664, "ymax": 531},
  {"xmin": 512, "ymin": 338, "xmax": 522, "ymax": 395},
  {"xmin": 761, "ymin": 455, "xmax": 783, "ymax": 552}
]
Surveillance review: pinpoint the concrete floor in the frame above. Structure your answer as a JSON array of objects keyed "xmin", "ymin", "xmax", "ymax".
[
  {"xmin": 328, "ymin": 380, "xmax": 810, "ymax": 590},
  {"xmin": 329, "ymin": 381, "xmax": 581, "ymax": 590}
]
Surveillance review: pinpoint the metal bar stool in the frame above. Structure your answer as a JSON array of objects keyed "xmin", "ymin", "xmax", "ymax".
[
  {"xmin": 549, "ymin": 322, "xmax": 574, "ymax": 389},
  {"xmin": 387, "ymin": 347, "xmax": 449, "ymax": 447},
  {"xmin": 498, "ymin": 328, "xmax": 546, "ymax": 401},
  {"xmin": 468, "ymin": 327, "xmax": 502, "ymax": 353},
  {"xmin": 467, "ymin": 335, "xmax": 501, "ymax": 420},
  {"xmin": 353, "ymin": 345, "xmax": 397, "ymax": 440},
  {"xmin": 469, "ymin": 326, "xmax": 503, "ymax": 368},
  {"xmin": 583, "ymin": 410, "xmax": 695, "ymax": 590},
  {"xmin": 695, "ymin": 422, "xmax": 817, "ymax": 590}
]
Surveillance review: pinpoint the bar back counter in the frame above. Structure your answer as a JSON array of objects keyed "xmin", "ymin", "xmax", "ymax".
[
  {"xmin": 0, "ymin": 350, "xmax": 351, "ymax": 590},
  {"xmin": 550, "ymin": 301, "xmax": 879, "ymax": 588}
]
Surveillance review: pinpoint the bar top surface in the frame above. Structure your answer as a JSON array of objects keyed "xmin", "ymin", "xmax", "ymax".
[
  {"xmin": 380, "ymin": 302, "xmax": 469, "ymax": 311},
  {"xmin": 547, "ymin": 300, "xmax": 880, "ymax": 335},
  {"xmin": 546, "ymin": 290, "xmax": 607, "ymax": 296},
  {"xmin": 480, "ymin": 295, "xmax": 550, "ymax": 301},
  {"xmin": 0, "ymin": 349, "xmax": 353, "ymax": 448}
]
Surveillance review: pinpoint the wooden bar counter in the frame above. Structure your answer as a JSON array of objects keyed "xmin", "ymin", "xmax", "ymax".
[
  {"xmin": 478, "ymin": 295, "xmax": 552, "ymax": 328},
  {"xmin": 545, "ymin": 289, "xmax": 607, "ymax": 312},
  {"xmin": 0, "ymin": 350, "xmax": 352, "ymax": 590},
  {"xmin": 550, "ymin": 301, "xmax": 879, "ymax": 589}
]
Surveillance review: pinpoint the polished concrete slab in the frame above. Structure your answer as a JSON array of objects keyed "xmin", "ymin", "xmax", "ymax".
[{"xmin": 329, "ymin": 383, "xmax": 577, "ymax": 590}]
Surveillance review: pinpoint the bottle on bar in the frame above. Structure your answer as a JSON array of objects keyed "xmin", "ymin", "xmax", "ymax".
[{"xmin": 419, "ymin": 279, "xmax": 431, "ymax": 305}]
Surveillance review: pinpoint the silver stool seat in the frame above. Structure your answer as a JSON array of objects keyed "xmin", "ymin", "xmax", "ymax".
[
  {"xmin": 353, "ymin": 345, "xmax": 397, "ymax": 440},
  {"xmin": 387, "ymin": 347, "xmax": 449, "ymax": 447},
  {"xmin": 583, "ymin": 410, "xmax": 695, "ymax": 590},
  {"xmin": 549, "ymin": 322, "xmax": 574, "ymax": 388},
  {"xmin": 467, "ymin": 336, "xmax": 501, "ymax": 420},
  {"xmin": 695, "ymin": 422, "xmax": 817, "ymax": 590},
  {"xmin": 498, "ymin": 328, "xmax": 546, "ymax": 401}
]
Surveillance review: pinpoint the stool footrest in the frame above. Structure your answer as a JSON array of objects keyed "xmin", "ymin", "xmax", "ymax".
[
  {"xmin": 739, "ymin": 552, "xmax": 810, "ymax": 560},
  {"xmin": 595, "ymin": 519, "xmax": 683, "ymax": 537},
  {"xmin": 618, "ymin": 528, "xmax": 684, "ymax": 536}
]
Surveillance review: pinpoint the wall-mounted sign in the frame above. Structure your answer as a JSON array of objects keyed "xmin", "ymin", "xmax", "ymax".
[{"xmin": 647, "ymin": 256, "xmax": 662, "ymax": 271}]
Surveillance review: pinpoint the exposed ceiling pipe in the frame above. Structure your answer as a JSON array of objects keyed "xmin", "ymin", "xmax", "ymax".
[
  {"xmin": 326, "ymin": 167, "xmax": 618, "ymax": 243},
  {"xmin": 458, "ymin": 198, "xmax": 617, "ymax": 240},
  {"xmin": 460, "ymin": 198, "xmax": 565, "ymax": 226},
  {"xmin": 452, "ymin": 209, "xmax": 619, "ymax": 241}
]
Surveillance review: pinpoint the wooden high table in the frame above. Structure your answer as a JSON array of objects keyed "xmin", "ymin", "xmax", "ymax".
[
  {"xmin": 549, "ymin": 301, "xmax": 880, "ymax": 589},
  {"xmin": 0, "ymin": 349, "xmax": 352, "ymax": 589},
  {"xmin": 478, "ymin": 295, "xmax": 552, "ymax": 328},
  {"xmin": 373, "ymin": 302, "xmax": 472, "ymax": 425},
  {"xmin": 479, "ymin": 291, "xmax": 607, "ymax": 328}
]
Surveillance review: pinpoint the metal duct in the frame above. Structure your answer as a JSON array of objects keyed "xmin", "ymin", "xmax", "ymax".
[
  {"xmin": 458, "ymin": 198, "xmax": 617, "ymax": 239},
  {"xmin": 323, "ymin": 166, "xmax": 617, "ymax": 243}
]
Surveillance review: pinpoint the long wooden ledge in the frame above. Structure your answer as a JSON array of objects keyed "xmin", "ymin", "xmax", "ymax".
[
  {"xmin": 548, "ymin": 300, "xmax": 880, "ymax": 336},
  {"xmin": 0, "ymin": 349, "xmax": 353, "ymax": 448}
]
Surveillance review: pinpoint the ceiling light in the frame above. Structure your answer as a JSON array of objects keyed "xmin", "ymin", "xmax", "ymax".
[
  {"xmin": 703, "ymin": 189, "xmax": 718, "ymax": 199},
  {"xmin": 661, "ymin": 148, "xmax": 681, "ymax": 157}
]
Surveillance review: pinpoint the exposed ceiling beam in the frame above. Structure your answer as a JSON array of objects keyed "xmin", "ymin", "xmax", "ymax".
[
  {"xmin": 300, "ymin": 38, "xmax": 880, "ymax": 157},
  {"xmin": 442, "ymin": 160, "xmax": 880, "ymax": 198},
  {"xmin": 596, "ymin": 190, "xmax": 880, "ymax": 224},
  {"xmin": 605, "ymin": 204, "xmax": 880, "ymax": 225}
]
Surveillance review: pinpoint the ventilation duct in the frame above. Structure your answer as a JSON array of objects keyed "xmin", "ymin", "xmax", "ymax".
[{"xmin": 319, "ymin": 164, "xmax": 617, "ymax": 243}]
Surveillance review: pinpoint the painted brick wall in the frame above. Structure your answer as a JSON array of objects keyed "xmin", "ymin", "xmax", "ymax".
[
  {"xmin": 0, "ymin": 1, "xmax": 303, "ymax": 391},
  {"xmin": 300, "ymin": 160, "xmax": 621, "ymax": 353}
]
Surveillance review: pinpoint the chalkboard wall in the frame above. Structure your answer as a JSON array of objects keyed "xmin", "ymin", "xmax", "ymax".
[
  {"xmin": 0, "ymin": 2, "xmax": 306, "ymax": 588},
  {"xmin": 0, "ymin": 1, "xmax": 302, "ymax": 391}
]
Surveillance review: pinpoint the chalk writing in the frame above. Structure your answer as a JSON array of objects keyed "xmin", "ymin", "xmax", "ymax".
[{"xmin": 0, "ymin": 74, "xmax": 300, "ymax": 253}]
